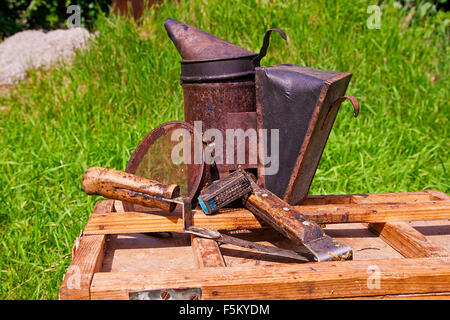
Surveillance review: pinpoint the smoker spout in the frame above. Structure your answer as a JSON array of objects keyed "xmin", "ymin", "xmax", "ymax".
[{"xmin": 164, "ymin": 17, "xmax": 256, "ymax": 61}]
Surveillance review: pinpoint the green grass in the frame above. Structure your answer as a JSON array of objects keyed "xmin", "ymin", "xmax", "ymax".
[{"xmin": 0, "ymin": 0, "xmax": 448, "ymax": 299}]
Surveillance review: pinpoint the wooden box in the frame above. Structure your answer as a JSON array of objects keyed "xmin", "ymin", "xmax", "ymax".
[{"xmin": 59, "ymin": 190, "xmax": 450, "ymax": 300}]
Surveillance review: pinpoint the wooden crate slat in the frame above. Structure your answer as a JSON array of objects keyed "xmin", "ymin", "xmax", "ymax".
[
  {"xmin": 368, "ymin": 222, "xmax": 449, "ymax": 258},
  {"xmin": 60, "ymin": 191, "xmax": 450, "ymax": 300},
  {"xmin": 424, "ymin": 190, "xmax": 450, "ymax": 201},
  {"xmin": 329, "ymin": 292, "xmax": 450, "ymax": 300},
  {"xmin": 83, "ymin": 199, "xmax": 450, "ymax": 235},
  {"xmin": 59, "ymin": 200, "xmax": 113, "ymax": 300},
  {"xmin": 113, "ymin": 200, "xmax": 125, "ymax": 213},
  {"xmin": 191, "ymin": 236, "xmax": 226, "ymax": 268},
  {"xmin": 89, "ymin": 257, "xmax": 450, "ymax": 300},
  {"xmin": 351, "ymin": 195, "xmax": 449, "ymax": 259},
  {"xmin": 303, "ymin": 191, "xmax": 433, "ymax": 205}
]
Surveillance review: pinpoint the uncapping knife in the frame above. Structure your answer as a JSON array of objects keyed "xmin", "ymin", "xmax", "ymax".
[{"xmin": 198, "ymin": 168, "xmax": 353, "ymax": 262}]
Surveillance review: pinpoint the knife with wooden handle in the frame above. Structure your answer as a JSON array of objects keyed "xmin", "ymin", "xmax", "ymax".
[{"xmin": 82, "ymin": 166, "xmax": 180, "ymax": 213}]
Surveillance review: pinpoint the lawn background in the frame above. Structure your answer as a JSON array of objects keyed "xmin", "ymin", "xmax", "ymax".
[{"xmin": 0, "ymin": 0, "xmax": 448, "ymax": 299}]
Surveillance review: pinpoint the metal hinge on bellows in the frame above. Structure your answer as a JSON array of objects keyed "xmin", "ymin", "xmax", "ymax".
[{"xmin": 129, "ymin": 288, "xmax": 202, "ymax": 300}]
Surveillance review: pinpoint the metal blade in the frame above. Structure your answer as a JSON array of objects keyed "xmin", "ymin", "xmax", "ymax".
[
  {"xmin": 186, "ymin": 226, "xmax": 312, "ymax": 263},
  {"xmin": 303, "ymin": 235, "xmax": 353, "ymax": 262}
]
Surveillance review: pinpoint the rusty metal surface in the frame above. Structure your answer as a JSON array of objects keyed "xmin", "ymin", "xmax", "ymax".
[
  {"xmin": 226, "ymin": 112, "xmax": 258, "ymax": 168},
  {"xmin": 165, "ymin": 18, "xmax": 288, "ymax": 179},
  {"xmin": 226, "ymin": 112, "xmax": 257, "ymax": 131},
  {"xmin": 165, "ymin": 18, "xmax": 358, "ymax": 208},
  {"xmin": 166, "ymin": 16, "xmax": 258, "ymax": 147},
  {"xmin": 176, "ymin": 27, "xmax": 286, "ymax": 83},
  {"xmin": 129, "ymin": 288, "xmax": 202, "ymax": 300},
  {"xmin": 164, "ymin": 17, "xmax": 255, "ymax": 61},
  {"xmin": 180, "ymin": 57, "xmax": 258, "ymax": 83},
  {"xmin": 198, "ymin": 169, "xmax": 253, "ymax": 214},
  {"xmin": 164, "ymin": 17, "xmax": 258, "ymax": 83},
  {"xmin": 256, "ymin": 64, "xmax": 358, "ymax": 204},
  {"xmin": 182, "ymin": 81, "xmax": 256, "ymax": 173}
]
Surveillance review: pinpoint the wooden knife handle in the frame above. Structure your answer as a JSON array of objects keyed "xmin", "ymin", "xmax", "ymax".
[
  {"xmin": 243, "ymin": 187, "xmax": 325, "ymax": 244},
  {"xmin": 82, "ymin": 167, "xmax": 180, "ymax": 212}
]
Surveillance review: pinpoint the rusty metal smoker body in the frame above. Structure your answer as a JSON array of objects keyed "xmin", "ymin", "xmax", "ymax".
[{"xmin": 164, "ymin": 19, "xmax": 285, "ymax": 186}]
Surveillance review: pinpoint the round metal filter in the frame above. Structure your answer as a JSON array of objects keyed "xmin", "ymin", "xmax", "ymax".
[{"xmin": 124, "ymin": 121, "xmax": 205, "ymax": 212}]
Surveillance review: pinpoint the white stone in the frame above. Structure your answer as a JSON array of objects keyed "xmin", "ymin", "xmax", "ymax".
[{"xmin": 0, "ymin": 28, "xmax": 92, "ymax": 85}]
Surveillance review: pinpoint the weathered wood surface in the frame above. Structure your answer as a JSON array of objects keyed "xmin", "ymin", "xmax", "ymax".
[
  {"xmin": 60, "ymin": 191, "xmax": 450, "ymax": 300},
  {"xmin": 99, "ymin": 225, "xmax": 405, "ymax": 272},
  {"xmin": 102, "ymin": 233, "xmax": 196, "ymax": 272},
  {"xmin": 83, "ymin": 193, "xmax": 450, "ymax": 235},
  {"xmin": 90, "ymin": 257, "xmax": 450, "ymax": 300},
  {"xmin": 348, "ymin": 194, "xmax": 449, "ymax": 258},
  {"xmin": 331, "ymin": 292, "xmax": 450, "ymax": 300},
  {"xmin": 424, "ymin": 190, "xmax": 450, "ymax": 201},
  {"xmin": 369, "ymin": 222, "xmax": 449, "ymax": 258},
  {"xmin": 191, "ymin": 236, "xmax": 226, "ymax": 268},
  {"xmin": 59, "ymin": 200, "xmax": 114, "ymax": 300},
  {"xmin": 303, "ymin": 191, "xmax": 433, "ymax": 205},
  {"xmin": 243, "ymin": 186, "xmax": 330, "ymax": 247},
  {"xmin": 82, "ymin": 166, "xmax": 179, "ymax": 213}
]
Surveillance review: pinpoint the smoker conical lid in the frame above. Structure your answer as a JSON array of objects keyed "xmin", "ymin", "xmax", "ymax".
[
  {"xmin": 164, "ymin": 18, "xmax": 287, "ymax": 82},
  {"xmin": 164, "ymin": 18, "xmax": 256, "ymax": 61}
]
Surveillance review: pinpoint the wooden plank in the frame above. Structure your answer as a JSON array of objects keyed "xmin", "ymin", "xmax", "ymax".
[
  {"xmin": 84, "ymin": 207, "xmax": 264, "ymax": 234},
  {"xmin": 368, "ymin": 222, "xmax": 449, "ymax": 258},
  {"xmin": 101, "ymin": 233, "xmax": 196, "ymax": 272},
  {"xmin": 321, "ymin": 223, "xmax": 405, "ymax": 261},
  {"xmin": 91, "ymin": 199, "xmax": 115, "ymax": 217},
  {"xmin": 59, "ymin": 234, "xmax": 107, "ymax": 300},
  {"xmin": 351, "ymin": 195, "xmax": 449, "ymax": 259},
  {"xmin": 83, "ymin": 200, "xmax": 450, "ymax": 235},
  {"xmin": 191, "ymin": 236, "xmax": 226, "ymax": 268},
  {"xmin": 351, "ymin": 192, "xmax": 433, "ymax": 203},
  {"xmin": 113, "ymin": 200, "xmax": 125, "ymax": 213},
  {"xmin": 90, "ymin": 257, "xmax": 450, "ymax": 300},
  {"xmin": 424, "ymin": 190, "xmax": 450, "ymax": 201},
  {"xmin": 97, "ymin": 227, "xmax": 404, "ymax": 272},
  {"xmin": 303, "ymin": 191, "xmax": 433, "ymax": 205},
  {"xmin": 59, "ymin": 200, "xmax": 114, "ymax": 300},
  {"xmin": 330, "ymin": 292, "xmax": 450, "ymax": 300},
  {"xmin": 409, "ymin": 220, "xmax": 450, "ymax": 252}
]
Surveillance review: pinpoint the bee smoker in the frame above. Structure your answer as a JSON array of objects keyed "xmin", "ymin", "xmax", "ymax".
[
  {"xmin": 164, "ymin": 18, "xmax": 285, "ymax": 186},
  {"xmin": 165, "ymin": 18, "xmax": 359, "ymax": 205}
]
